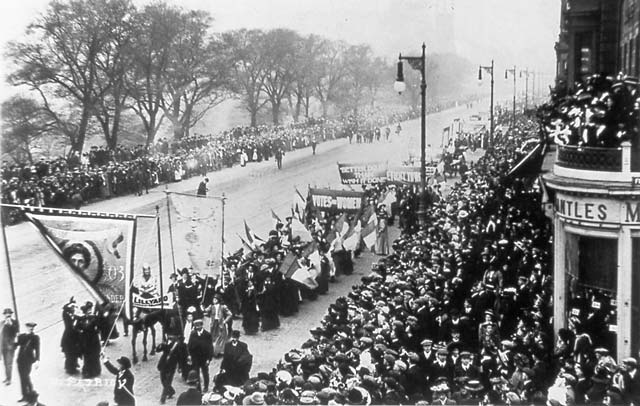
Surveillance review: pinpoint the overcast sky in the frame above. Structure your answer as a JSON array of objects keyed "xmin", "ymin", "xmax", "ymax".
[{"xmin": 0, "ymin": 0, "xmax": 560, "ymax": 94}]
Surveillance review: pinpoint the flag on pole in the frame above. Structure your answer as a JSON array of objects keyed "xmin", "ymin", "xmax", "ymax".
[
  {"xmin": 270, "ymin": 209, "xmax": 282, "ymax": 228},
  {"xmin": 243, "ymin": 220, "xmax": 265, "ymax": 248},
  {"xmin": 168, "ymin": 192, "xmax": 224, "ymax": 274},
  {"xmin": 293, "ymin": 187, "xmax": 307, "ymax": 221},
  {"xmin": 361, "ymin": 210, "xmax": 378, "ymax": 249},
  {"xmin": 278, "ymin": 251, "xmax": 318, "ymax": 289},
  {"xmin": 343, "ymin": 222, "xmax": 361, "ymax": 251},
  {"xmin": 291, "ymin": 217, "xmax": 313, "ymax": 243},
  {"xmin": 24, "ymin": 209, "xmax": 136, "ymax": 317},
  {"xmin": 237, "ymin": 234, "xmax": 255, "ymax": 258},
  {"xmin": 333, "ymin": 213, "xmax": 349, "ymax": 236},
  {"xmin": 381, "ymin": 190, "xmax": 396, "ymax": 217}
]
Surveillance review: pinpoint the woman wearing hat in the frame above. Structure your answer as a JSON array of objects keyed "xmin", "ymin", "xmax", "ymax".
[
  {"xmin": 206, "ymin": 294, "xmax": 232, "ymax": 357},
  {"xmin": 374, "ymin": 204, "xmax": 389, "ymax": 256},
  {"xmin": 102, "ymin": 353, "xmax": 135, "ymax": 405}
]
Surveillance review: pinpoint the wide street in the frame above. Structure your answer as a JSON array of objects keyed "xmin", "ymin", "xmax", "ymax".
[{"xmin": 0, "ymin": 102, "xmax": 485, "ymax": 405}]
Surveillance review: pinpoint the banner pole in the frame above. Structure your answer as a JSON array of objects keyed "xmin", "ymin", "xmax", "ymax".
[
  {"xmin": 155, "ymin": 206, "xmax": 164, "ymax": 317},
  {"xmin": 165, "ymin": 188, "xmax": 177, "ymax": 273},
  {"xmin": 221, "ymin": 193, "xmax": 226, "ymax": 289},
  {"xmin": 1, "ymin": 222, "xmax": 19, "ymax": 325}
]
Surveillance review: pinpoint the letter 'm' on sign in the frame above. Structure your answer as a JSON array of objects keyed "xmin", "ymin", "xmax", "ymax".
[{"xmin": 626, "ymin": 202, "xmax": 640, "ymax": 223}]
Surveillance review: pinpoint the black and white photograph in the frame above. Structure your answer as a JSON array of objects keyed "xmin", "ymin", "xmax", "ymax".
[{"xmin": 1, "ymin": 0, "xmax": 640, "ymax": 405}]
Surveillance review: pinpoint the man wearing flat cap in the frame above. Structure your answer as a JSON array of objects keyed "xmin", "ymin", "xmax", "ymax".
[
  {"xmin": 621, "ymin": 357, "xmax": 640, "ymax": 404},
  {"xmin": 15, "ymin": 321, "xmax": 39, "ymax": 402},
  {"xmin": 1, "ymin": 308, "xmax": 18, "ymax": 385},
  {"xmin": 103, "ymin": 353, "xmax": 135, "ymax": 405},
  {"xmin": 177, "ymin": 370, "xmax": 202, "ymax": 406}
]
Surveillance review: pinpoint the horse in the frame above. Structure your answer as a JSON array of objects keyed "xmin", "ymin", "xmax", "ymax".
[{"xmin": 129, "ymin": 307, "xmax": 181, "ymax": 364}]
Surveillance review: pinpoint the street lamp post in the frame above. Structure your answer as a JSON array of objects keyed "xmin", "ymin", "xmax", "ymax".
[
  {"xmin": 394, "ymin": 43, "xmax": 427, "ymax": 229},
  {"xmin": 478, "ymin": 60, "xmax": 494, "ymax": 147},
  {"xmin": 520, "ymin": 68, "xmax": 532, "ymax": 111},
  {"xmin": 505, "ymin": 65, "xmax": 517, "ymax": 127}
]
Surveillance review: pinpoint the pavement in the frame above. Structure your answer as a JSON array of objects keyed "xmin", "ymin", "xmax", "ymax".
[{"xmin": 0, "ymin": 102, "xmax": 485, "ymax": 406}]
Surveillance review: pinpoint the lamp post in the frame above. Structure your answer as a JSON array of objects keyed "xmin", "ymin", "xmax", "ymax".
[
  {"xmin": 394, "ymin": 43, "xmax": 427, "ymax": 229},
  {"xmin": 478, "ymin": 60, "xmax": 494, "ymax": 147},
  {"xmin": 520, "ymin": 68, "xmax": 532, "ymax": 111},
  {"xmin": 505, "ymin": 65, "xmax": 517, "ymax": 127}
]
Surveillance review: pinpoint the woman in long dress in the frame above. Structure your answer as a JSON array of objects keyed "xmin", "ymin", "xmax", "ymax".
[
  {"xmin": 207, "ymin": 294, "xmax": 232, "ymax": 357},
  {"xmin": 375, "ymin": 205, "xmax": 390, "ymax": 255},
  {"xmin": 241, "ymin": 281, "xmax": 260, "ymax": 335}
]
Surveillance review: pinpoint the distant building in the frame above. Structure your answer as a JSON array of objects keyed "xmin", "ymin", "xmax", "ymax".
[{"xmin": 555, "ymin": 0, "xmax": 629, "ymax": 89}]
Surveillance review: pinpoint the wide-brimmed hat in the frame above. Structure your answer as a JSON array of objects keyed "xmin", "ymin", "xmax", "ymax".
[
  {"xmin": 2, "ymin": 308, "xmax": 13, "ymax": 315},
  {"xmin": 242, "ymin": 392, "xmax": 265, "ymax": 405}
]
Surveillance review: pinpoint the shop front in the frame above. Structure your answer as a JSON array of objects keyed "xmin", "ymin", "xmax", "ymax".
[{"xmin": 545, "ymin": 144, "xmax": 640, "ymax": 361}]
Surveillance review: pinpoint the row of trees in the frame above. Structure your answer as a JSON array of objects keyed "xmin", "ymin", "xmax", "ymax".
[{"xmin": 3, "ymin": 0, "xmax": 393, "ymax": 160}]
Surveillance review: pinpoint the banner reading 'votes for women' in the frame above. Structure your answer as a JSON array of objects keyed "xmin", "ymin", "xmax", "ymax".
[
  {"xmin": 24, "ymin": 209, "xmax": 136, "ymax": 316},
  {"xmin": 338, "ymin": 162, "xmax": 437, "ymax": 185},
  {"xmin": 309, "ymin": 188, "xmax": 364, "ymax": 213},
  {"xmin": 168, "ymin": 192, "xmax": 224, "ymax": 275}
]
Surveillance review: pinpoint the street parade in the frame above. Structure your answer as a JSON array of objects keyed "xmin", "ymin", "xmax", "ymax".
[{"xmin": 2, "ymin": 0, "xmax": 640, "ymax": 405}]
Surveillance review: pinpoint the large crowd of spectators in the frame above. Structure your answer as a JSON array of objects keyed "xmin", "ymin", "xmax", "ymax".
[
  {"xmin": 184, "ymin": 113, "xmax": 639, "ymax": 405},
  {"xmin": 0, "ymin": 110, "xmax": 420, "ymax": 224}
]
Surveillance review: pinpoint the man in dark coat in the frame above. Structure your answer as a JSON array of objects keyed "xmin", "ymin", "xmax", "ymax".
[
  {"xmin": 60, "ymin": 299, "xmax": 81, "ymax": 375},
  {"xmin": 103, "ymin": 355, "xmax": 135, "ymax": 406},
  {"xmin": 177, "ymin": 370, "xmax": 202, "ymax": 406},
  {"xmin": 156, "ymin": 334, "xmax": 188, "ymax": 404},
  {"xmin": 187, "ymin": 319, "xmax": 213, "ymax": 392},
  {"xmin": 1, "ymin": 308, "xmax": 19, "ymax": 385},
  {"xmin": 197, "ymin": 178, "xmax": 209, "ymax": 196},
  {"xmin": 15, "ymin": 322, "xmax": 40, "ymax": 402},
  {"xmin": 219, "ymin": 330, "xmax": 252, "ymax": 387}
]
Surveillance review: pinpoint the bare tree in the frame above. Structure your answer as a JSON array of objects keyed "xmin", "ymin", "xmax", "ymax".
[
  {"xmin": 160, "ymin": 11, "xmax": 231, "ymax": 139},
  {"xmin": 126, "ymin": 2, "xmax": 180, "ymax": 146},
  {"xmin": 223, "ymin": 29, "xmax": 269, "ymax": 127},
  {"xmin": 313, "ymin": 40, "xmax": 349, "ymax": 117},
  {"xmin": 6, "ymin": 0, "xmax": 134, "ymax": 155},
  {"xmin": 261, "ymin": 29, "xmax": 299, "ymax": 125},
  {"xmin": 1, "ymin": 96, "xmax": 56, "ymax": 164}
]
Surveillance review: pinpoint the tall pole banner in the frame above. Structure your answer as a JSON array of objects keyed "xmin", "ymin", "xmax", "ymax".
[
  {"xmin": 23, "ymin": 209, "xmax": 137, "ymax": 316},
  {"xmin": 167, "ymin": 192, "xmax": 224, "ymax": 275}
]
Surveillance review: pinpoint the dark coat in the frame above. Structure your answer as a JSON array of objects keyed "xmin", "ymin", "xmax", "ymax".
[
  {"xmin": 104, "ymin": 361, "xmax": 135, "ymax": 406},
  {"xmin": 0, "ymin": 318, "xmax": 19, "ymax": 352},
  {"xmin": 176, "ymin": 387, "xmax": 202, "ymax": 406},
  {"xmin": 220, "ymin": 340, "xmax": 252, "ymax": 386},
  {"xmin": 16, "ymin": 333, "xmax": 39, "ymax": 364},
  {"xmin": 187, "ymin": 329, "xmax": 213, "ymax": 365}
]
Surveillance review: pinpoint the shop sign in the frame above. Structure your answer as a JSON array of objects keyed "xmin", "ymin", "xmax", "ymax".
[{"xmin": 554, "ymin": 192, "xmax": 640, "ymax": 224}]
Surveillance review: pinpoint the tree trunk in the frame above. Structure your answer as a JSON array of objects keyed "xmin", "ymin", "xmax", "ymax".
[
  {"xmin": 271, "ymin": 100, "xmax": 280, "ymax": 125},
  {"xmin": 321, "ymin": 101, "xmax": 329, "ymax": 118},
  {"xmin": 294, "ymin": 96, "xmax": 302, "ymax": 123},
  {"xmin": 145, "ymin": 115, "xmax": 157, "ymax": 147},
  {"xmin": 304, "ymin": 94, "xmax": 311, "ymax": 118},
  {"xmin": 250, "ymin": 110, "xmax": 258, "ymax": 127}
]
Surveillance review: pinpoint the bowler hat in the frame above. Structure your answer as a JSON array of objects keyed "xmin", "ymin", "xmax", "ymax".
[
  {"xmin": 25, "ymin": 322, "xmax": 37, "ymax": 327},
  {"xmin": 186, "ymin": 370, "xmax": 200, "ymax": 384}
]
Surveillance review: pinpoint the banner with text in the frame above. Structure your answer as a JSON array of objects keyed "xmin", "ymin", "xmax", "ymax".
[
  {"xmin": 338, "ymin": 162, "xmax": 437, "ymax": 185},
  {"xmin": 337, "ymin": 162, "xmax": 388, "ymax": 184},
  {"xmin": 309, "ymin": 188, "xmax": 364, "ymax": 214},
  {"xmin": 168, "ymin": 192, "xmax": 224, "ymax": 275},
  {"xmin": 25, "ymin": 210, "xmax": 136, "ymax": 316}
]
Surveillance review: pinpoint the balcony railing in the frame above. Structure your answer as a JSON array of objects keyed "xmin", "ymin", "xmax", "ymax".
[{"xmin": 556, "ymin": 145, "xmax": 623, "ymax": 172}]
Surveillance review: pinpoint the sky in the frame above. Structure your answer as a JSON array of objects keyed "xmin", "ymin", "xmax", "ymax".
[{"xmin": 0, "ymin": 0, "xmax": 561, "ymax": 98}]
